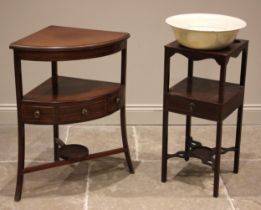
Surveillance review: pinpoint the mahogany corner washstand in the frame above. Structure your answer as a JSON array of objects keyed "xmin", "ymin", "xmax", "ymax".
[
  {"xmin": 161, "ymin": 40, "xmax": 248, "ymax": 197},
  {"xmin": 10, "ymin": 25, "xmax": 134, "ymax": 201}
]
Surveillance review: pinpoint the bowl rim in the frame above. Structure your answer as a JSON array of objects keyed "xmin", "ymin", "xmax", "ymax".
[{"xmin": 165, "ymin": 13, "xmax": 247, "ymax": 32}]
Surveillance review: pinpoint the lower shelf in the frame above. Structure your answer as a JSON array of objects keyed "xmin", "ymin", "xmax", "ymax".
[
  {"xmin": 59, "ymin": 144, "xmax": 89, "ymax": 160},
  {"xmin": 168, "ymin": 138, "xmax": 236, "ymax": 168}
]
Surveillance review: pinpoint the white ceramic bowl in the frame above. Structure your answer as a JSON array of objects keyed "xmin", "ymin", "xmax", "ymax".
[{"xmin": 166, "ymin": 13, "xmax": 247, "ymax": 50}]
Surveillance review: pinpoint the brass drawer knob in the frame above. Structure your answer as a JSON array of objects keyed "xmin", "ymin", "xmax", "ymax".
[
  {"xmin": 34, "ymin": 110, "xmax": 41, "ymax": 119},
  {"xmin": 189, "ymin": 103, "xmax": 195, "ymax": 112},
  {"xmin": 115, "ymin": 97, "xmax": 120, "ymax": 104},
  {"xmin": 81, "ymin": 108, "xmax": 88, "ymax": 116}
]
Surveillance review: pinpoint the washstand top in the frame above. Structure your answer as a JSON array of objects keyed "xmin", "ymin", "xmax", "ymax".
[{"xmin": 10, "ymin": 25, "xmax": 130, "ymax": 52}]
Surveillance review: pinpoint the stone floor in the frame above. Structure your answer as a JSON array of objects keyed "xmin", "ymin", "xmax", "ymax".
[{"xmin": 0, "ymin": 125, "xmax": 260, "ymax": 210}]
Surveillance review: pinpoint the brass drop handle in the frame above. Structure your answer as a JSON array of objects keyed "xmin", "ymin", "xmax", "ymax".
[
  {"xmin": 34, "ymin": 110, "xmax": 41, "ymax": 119},
  {"xmin": 115, "ymin": 97, "xmax": 120, "ymax": 104},
  {"xmin": 189, "ymin": 103, "xmax": 195, "ymax": 112},
  {"xmin": 81, "ymin": 108, "xmax": 88, "ymax": 116}
]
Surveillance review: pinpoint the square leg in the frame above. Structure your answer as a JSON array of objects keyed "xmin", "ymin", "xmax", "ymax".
[
  {"xmin": 234, "ymin": 106, "xmax": 243, "ymax": 173},
  {"xmin": 161, "ymin": 109, "xmax": 169, "ymax": 182},
  {"xmin": 213, "ymin": 121, "xmax": 223, "ymax": 197},
  {"xmin": 185, "ymin": 115, "xmax": 192, "ymax": 161}
]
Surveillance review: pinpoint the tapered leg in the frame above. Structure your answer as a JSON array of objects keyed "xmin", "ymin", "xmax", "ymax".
[
  {"xmin": 15, "ymin": 123, "xmax": 25, "ymax": 201},
  {"xmin": 120, "ymin": 107, "xmax": 134, "ymax": 173},
  {"xmin": 161, "ymin": 109, "xmax": 169, "ymax": 182},
  {"xmin": 234, "ymin": 106, "xmax": 243, "ymax": 173},
  {"xmin": 53, "ymin": 124, "xmax": 59, "ymax": 161},
  {"xmin": 185, "ymin": 116, "xmax": 192, "ymax": 161},
  {"xmin": 214, "ymin": 121, "xmax": 222, "ymax": 197}
]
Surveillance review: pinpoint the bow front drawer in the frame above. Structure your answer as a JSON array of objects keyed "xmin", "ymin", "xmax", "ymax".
[{"xmin": 58, "ymin": 99, "xmax": 107, "ymax": 124}]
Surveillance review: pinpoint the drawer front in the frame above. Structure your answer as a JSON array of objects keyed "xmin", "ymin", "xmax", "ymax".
[
  {"xmin": 108, "ymin": 90, "xmax": 124, "ymax": 113},
  {"xmin": 59, "ymin": 99, "xmax": 107, "ymax": 124},
  {"xmin": 166, "ymin": 95, "xmax": 220, "ymax": 120},
  {"xmin": 21, "ymin": 105, "xmax": 55, "ymax": 124}
]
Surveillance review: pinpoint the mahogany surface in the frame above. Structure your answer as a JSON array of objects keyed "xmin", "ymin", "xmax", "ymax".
[
  {"xmin": 9, "ymin": 26, "xmax": 129, "ymax": 61},
  {"xmin": 10, "ymin": 25, "xmax": 129, "ymax": 51},
  {"xmin": 23, "ymin": 76, "xmax": 122, "ymax": 103}
]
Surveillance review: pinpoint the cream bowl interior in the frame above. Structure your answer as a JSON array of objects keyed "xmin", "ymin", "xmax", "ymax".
[{"xmin": 166, "ymin": 13, "xmax": 247, "ymax": 50}]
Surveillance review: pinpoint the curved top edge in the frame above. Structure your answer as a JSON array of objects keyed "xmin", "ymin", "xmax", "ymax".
[
  {"xmin": 165, "ymin": 13, "xmax": 247, "ymax": 32},
  {"xmin": 10, "ymin": 25, "xmax": 130, "ymax": 51}
]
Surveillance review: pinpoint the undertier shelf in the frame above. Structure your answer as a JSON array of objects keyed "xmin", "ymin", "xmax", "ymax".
[
  {"xmin": 23, "ymin": 76, "xmax": 121, "ymax": 103},
  {"xmin": 55, "ymin": 138, "xmax": 89, "ymax": 160},
  {"xmin": 59, "ymin": 144, "xmax": 89, "ymax": 160},
  {"xmin": 168, "ymin": 138, "xmax": 236, "ymax": 168}
]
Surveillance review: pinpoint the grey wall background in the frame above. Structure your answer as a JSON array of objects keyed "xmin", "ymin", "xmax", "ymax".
[{"xmin": 0, "ymin": 0, "xmax": 260, "ymax": 124}]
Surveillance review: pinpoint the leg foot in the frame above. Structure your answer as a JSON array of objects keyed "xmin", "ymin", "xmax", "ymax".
[{"xmin": 15, "ymin": 174, "xmax": 24, "ymax": 201}]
